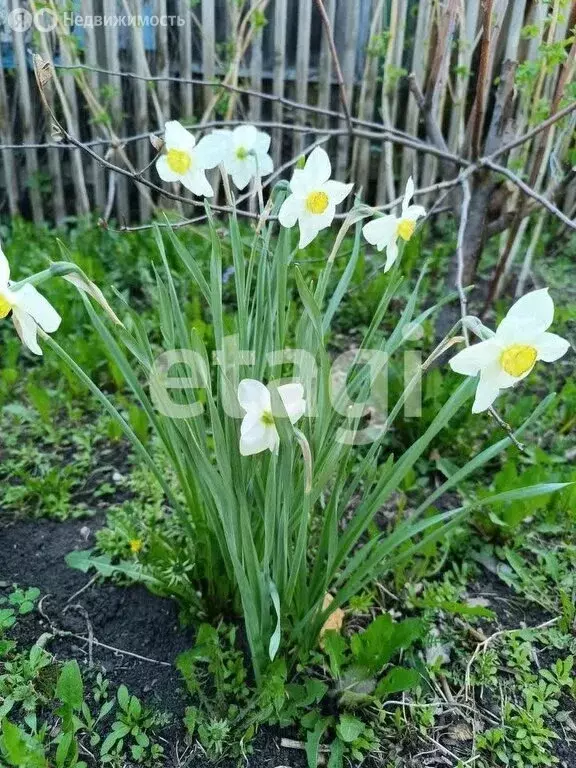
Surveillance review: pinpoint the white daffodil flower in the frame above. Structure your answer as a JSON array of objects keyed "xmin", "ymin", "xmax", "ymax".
[
  {"xmin": 449, "ymin": 288, "xmax": 570, "ymax": 413},
  {"xmin": 0, "ymin": 245, "xmax": 61, "ymax": 355},
  {"xmin": 238, "ymin": 379, "xmax": 306, "ymax": 456},
  {"xmin": 362, "ymin": 177, "xmax": 426, "ymax": 271},
  {"xmin": 156, "ymin": 120, "xmax": 221, "ymax": 197},
  {"xmin": 214, "ymin": 124, "xmax": 274, "ymax": 190},
  {"xmin": 278, "ymin": 147, "xmax": 353, "ymax": 249}
]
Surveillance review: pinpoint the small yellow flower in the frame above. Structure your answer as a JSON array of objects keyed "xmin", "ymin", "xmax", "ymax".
[{"xmin": 129, "ymin": 538, "xmax": 143, "ymax": 554}]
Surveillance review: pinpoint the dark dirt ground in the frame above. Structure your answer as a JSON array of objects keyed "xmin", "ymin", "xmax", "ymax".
[
  {"xmin": 2, "ymin": 515, "xmax": 575, "ymax": 768},
  {"xmin": 0, "ymin": 514, "xmax": 307, "ymax": 768}
]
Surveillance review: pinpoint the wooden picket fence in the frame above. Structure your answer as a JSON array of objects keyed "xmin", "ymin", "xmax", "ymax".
[{"xmin": 0, "ymin": 0, "xmax": 575, "ymax": 228}]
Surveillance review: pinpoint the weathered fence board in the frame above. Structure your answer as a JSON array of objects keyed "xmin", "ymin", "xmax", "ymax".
[{"xmin": 0, "ymin": 0, "xmax": 573, "ymax": 228}]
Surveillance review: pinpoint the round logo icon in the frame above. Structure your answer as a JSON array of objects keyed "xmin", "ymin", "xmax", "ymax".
[
  {"xmin": 7, "ymin": 7, "xmax": 33, "ymax": 32},
  {"xmin": 34, "ymin": 7, "xmax": 57, "ymax": 32}
]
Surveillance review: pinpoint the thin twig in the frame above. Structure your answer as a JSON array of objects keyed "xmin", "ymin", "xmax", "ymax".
[
  {"xmin": 53, "ymin": 62, "xmax": 423, "ymax": 143},
  {"xmin": 488, "ymin": 99, "xmax": 576, "ymax": 159},
  {"xmin": 455, "ymin": 177, "xmax": 472, "ymax": 345},
  {"xmin": 64, "ymin": 631, "xmax": 172, "ymax": 666},
  {"xmin": 65, "ymin": 574, "xmax": 99, "ymax": 605},
  {"xmin": 32, "ymin": 55, "xmax": 576, "ymax": 236},
  {"xmin": 482, "ymin": 159, "xmax": 576, "ymax": 231},
  {"xmin": 64, "ymin": 604, "xmax": 94, "ymax": 668},
  {"xmin": 53, "ymin": 61, "xmax": 576, "ymax": 157},
  {"xmin": 313, "ymin": 0, "xmax": 353, "ymax": 135}
]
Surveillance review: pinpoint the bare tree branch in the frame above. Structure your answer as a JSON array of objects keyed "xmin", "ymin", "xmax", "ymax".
[
  {"xmin": 482, "ymin": 159, "xmax": 576, "ymax": 231},
  {"xmin": 31, "ymin": 55, "xmax": 576, "ymax": 237}
]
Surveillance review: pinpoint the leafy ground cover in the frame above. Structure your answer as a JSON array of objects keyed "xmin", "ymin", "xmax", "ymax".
[{"xmin": 1, "ymin": 216, "xmax": 575, "ymax": 767}]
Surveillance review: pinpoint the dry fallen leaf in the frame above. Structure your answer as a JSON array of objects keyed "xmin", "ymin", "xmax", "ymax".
[
  {"xmin": 63, "ymin": 272, "xmax": 123, "ymax": 326},
  {"xmin": 319, "ymin": 593, "xmax": 344, "ymax": 646},
  {"xmin": 33, "ymin": 54, "xmax": 53, "ymax": 89},
  {"xmin": 446, "ymin": 722, "xmax": 474, "ymax": 742}
]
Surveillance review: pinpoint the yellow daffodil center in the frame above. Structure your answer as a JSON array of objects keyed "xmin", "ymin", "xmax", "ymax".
[
  {"xmin": 236, "ymin": 146, "xmax": 249, "ymax": 160},
  {"xmin": 166, "ymin": 148, "xmax": 192, "ymax": 175},
  {"xmin": 305, "ymin": 190, "xmax": 329, "ymax": 215},
  {"xmin": 260, "ymin": 411, "xmax": 275, "ymax": 426},
  {"xmin": 0, "ymin": 294, "xmax": 12, "ymax": 319},
  {"xmin": 500, "ymin": 344, "xmax": 537, "ymax": 377},
  {"xmin": 129, "ymin": 538, "xmax": 143, "ymax": 554},
  {"xmin": 396, "ymin": 218, "xmax": 415, "ymax": 241}
]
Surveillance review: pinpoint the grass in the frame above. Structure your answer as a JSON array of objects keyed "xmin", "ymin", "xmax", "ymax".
[{"xmin": 1, "ymin": 215, "xmax": 575, "ymax": 767}]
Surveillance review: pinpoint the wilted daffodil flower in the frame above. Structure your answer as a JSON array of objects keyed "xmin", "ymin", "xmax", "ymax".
[
  {"xmin": 238, "ymin": 379, "xmax": 306, "ymax": 456},
  {"xmin": 278, "ymin": 147, "xmax": 353, "ymax": 249},
  {"xmin": 214, "ymin": 124, "xmax": 274, "ymax": 190},
  {"xmin": 449, "ymin": 288, "xmax": 570, "ymax": 413},
  {"xmin": 156, "ymin": 120, "xmax": 221, "ymax": 197},
  {"xmin": 0, "ymin": 246, "xmax": 61, "ymax": 355},
  {"xmin": 362, "ymin": 177, "xmax": 426, "ymax": 271}
]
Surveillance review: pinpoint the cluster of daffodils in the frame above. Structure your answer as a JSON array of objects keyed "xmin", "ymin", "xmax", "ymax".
[
  {"xmin": 0, "ymin": 245, "xmax": 60, "ymax": 355},
  {"xmin": 0, "ymin": 122, "xmax": 571, "ymax": 461},
  {"xmin": 155, "ymin": 120, "xmax": 423, "ymax": 268},
  {"xmin": 234, "ymin": 289, "xmax": 571, "ymax": 456},
  {"xmin": 156, "ymin": 122, "xmax": 273, "ymax": 197}
]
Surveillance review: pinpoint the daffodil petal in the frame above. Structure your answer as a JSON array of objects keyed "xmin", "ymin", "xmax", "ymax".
[
  {"xmin": 164, "ymin": 120, "xmax": 196, "ymax": 151},
  {"xmin": 322, "ymin": 180, "xmax": 353, "ymax": 205},
  {"xmin": 449, "ymin": 340, "xmax": 500, "ymax": 376},
  {"xmin": 156, "ymin": 154, "xmax": 181, "ymax": 183},
  {"xmin": 277, "ymin": 382, "xmax": 306, "ymax": 423},
  {"xmin": 240, "ymin": 420, "xmax": 272, "ymax": 456},
  {"xmin": 240, "ymin": 409, "xmax": 263, "ymax": 435},
  {"xmin": 303, "ymin": 147, "xmax": 331, "ymax": 185},
  {"xmin": 254, "ymin": 131, "xmax": 271, "ymax": 155},
  {"xmin": 256, "ymin": 153, "xmax": 274, "ymax": 177},
  {"xmin": 12, "ymin": 284, "xmax": 61, "ymax": 332},
  {"xmin": 233, "ymin": 124, "xmax": 258, "ymax": 150},
  {"xmin": 278, "ymin": 195, "xmax": 302, "ymax": 228},
  {"xmin": 289, "ymin": 168, "xmax": 310, "ymax": 198},
  {"xmin": 298, "ymin": 206, "xmax": 335, "ymax": 249},
  {"xmin": 12, "ymin": 308, "xmax": 42, "ymax": 355},
  {"xmin": 535, "ymin": 332, "xmax": 570, "ymax": 362},
  {"xmin": 298, "ymin": 217, "xmax": 322, "ymax": 249},
  {"xmin": 181, "ymin": 169, "xmax": 213, "ymax": 197},
  {"xmin": 362, "ymin": 215, "xmax": 397, "ymax": 250},
  {"xmin": 384, "ymin": 238, "xmax": 399, "ymax": 271},
  {"xmin": 195, "ymin": 133, "xmax": 227, "ymax": 169},
  {"xmin": 403, "ymin": 204, "xmax": 426, "ymax": 220},
  {"xmin": 231, "ymin": 161, "xmax": 255, "ymax": 191},
  {"xmin": 0, "ymin": 245, "xmax": 10, "ymax": 288},
  {"xmin": 472, "ymin": 376, "xmax": 501, "ymax": 413},
  {"xmin": 238, "ymin": 378, "xmax": 271, "ymax": 413},
  {"xmin": 495, "ymin": 366, "xmax": 529, "ymax": 388},
  {"xmin": 500, "ymin": 288, "xmax": 554, "ymax": 337},
  {"xmin": 402, "ymin": 176, "xmax": 415, "ymax": 212}
]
